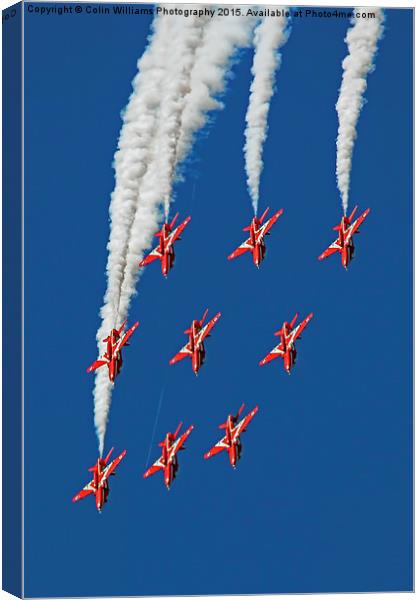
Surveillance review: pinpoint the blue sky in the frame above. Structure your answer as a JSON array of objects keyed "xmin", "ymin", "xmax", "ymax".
[{"xmin": 23, "ymin": 5, "xmax": 412, "ymax": 597}]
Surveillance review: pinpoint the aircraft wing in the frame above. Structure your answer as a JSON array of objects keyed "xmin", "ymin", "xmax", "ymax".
[
  {"xmin": 259, "ymin": 345, "xmax": 284, "ymax": 366},
  {"xmin": 256, "ymin": 208, "xmax": 283, "ymax": 243},
  {"xmin": 232, "ymin": 405, "xmax": 259, "ymax": 443},
  {"xmin": 98, "ymin": 449, "xmax": 127, "ymax": 488},
  {"xmin": 204, "ymin": 436, "xmax": 229, "ymax": 459},
  {"xmin": 72, "ymin": 479, "xmax": 95, "ymax": 503},
  {"xmin": 169, "ymin": 343, "xmax": 192, "ymax": 365},
  {"xmin": 287, "ymin": 313, "xmax": 313, "ymax": 347},
  {"xmin": 139, "ymin": 246, "xmax": 162, "ymax": 267},
  {"xmin": 196, "ymin": 312, "xmax": 221, "ymax": 346},
  {"xmin": 168, "ymin": 425, "xmax": 194, "ymax": 463},
  {"xmin": 344, "ymin": 208, "xmax": 370, "ymax": 242},
  {"xmin": 115, "ymin": 321, "xmax": 139, "ymax": 353},
  {"xmin": 86, "ymin": 359, "xmax": 107, "ymax": 374},
  {"xmin": 143, "ymin": 456, "xmax": 165, "ymax": 479},
  {"xmin": 166, "ymin": 216, "xmax": 191, "ymax": 249},
  {"xmin": 227, "ymin": 238, "xmax": 253, "ymax": 260},
  {"xmin": 318, "ymin": 239, "xmax": 341, "ymax": 261}
]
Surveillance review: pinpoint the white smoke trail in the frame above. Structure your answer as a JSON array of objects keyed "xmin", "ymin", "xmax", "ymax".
[
  {"xmin": 98, "ymin": 15, "xmax": 175, "ymax": 340},
  {"xmin": 117, "ymin": 12, "xmax": 257, "ymax": 322},
  {"xmin": 336, "ymin": 8, "xmax": 384, "ymax": 214},
  {"xmin": 156, "ymin": 16, "xmax": 212, "ymax": 220},
  {"xmin": 176, "ymin": 12, "xmax": 258, "ymax": 164},
  {"xmin": 94, "ymin": 16, "xmax": 175, "ymax": 456},
  {"xmin": 93, "ymin": 11, "xmax": 256, "ymax": 456},
  {"xmin": 244, "ymin": 12, "xmax": 290, "ymax": 215}
]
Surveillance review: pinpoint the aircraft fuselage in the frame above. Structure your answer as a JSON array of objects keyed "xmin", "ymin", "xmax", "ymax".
[
  {"xmin": 162, "ymin": 434, "xmax": 178, "ymax": 489},
  {"xmin": 225, "ymin": 415, "xmax": 242, "ymax": 468},
  {"xmin": 189, "ymin": 321, "xmax": 206, "ymax": 374},
  {"xmin": 92, "ymin": 460, "xmax": 109, "ymax": 512},
  {"xmin": 338, "ymin": 218, "xmax": 356, "ymax": 269},
  {"xmin": 249, "ymin": 218, "xmax": 266, "ymax": 267},
  {"xmin": 159, "ymin": 226, "xmax": 176, "ymax": 277},
  {"xmin": 278, "ymin": 326, "xmax": 297, "ymax": 374}
]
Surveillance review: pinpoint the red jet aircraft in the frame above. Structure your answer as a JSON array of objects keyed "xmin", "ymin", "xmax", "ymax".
[
  {"xmin": 72, "ymin": 448, "xmax": 126, "ymax": 512},
  {"xmin": 143, "ymin": 422, "xmax": 194, "ymax": 489},
  {"xmin": 169, "ymin": 309, "xmax": 221, "ymax": 375},
  {"xmin": 139, "ymin": 213, "xmax": 191, "ymax": 277},
  {"xmin": 86, "ymin": 320, "xmax": 139, "ymax": 382},
  {"xmin": 204, "ymin": 404, "xmax": 259, "ymax": 469},
  {"xmin": 318, "ymin": 206, "xmax": 370, "ymax": 269},
  {"xmin": 260, "ymin": 312, "xmax": 313, "ymax": 374},
  {"xmin": 228, "ymin": 207, "xmax": 283, "ymax": 268}
]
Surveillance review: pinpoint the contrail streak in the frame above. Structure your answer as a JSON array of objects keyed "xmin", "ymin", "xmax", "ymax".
[
  {"xmin": 93, "ymin": 10, "xmax": 256, "ymax": 456},
  {"xmin": 244, "ymin": 12, "xmax": 290, "ymax": 215},
  {"xmin": 145, "ymin": 385, "xmax": 165, "ymax": 469},
  {"xmin": 336, "ymin": 8, "xmax": 384, "ymax": 214}
]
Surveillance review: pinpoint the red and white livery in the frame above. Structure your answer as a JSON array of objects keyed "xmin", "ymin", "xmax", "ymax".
[
  {"xmin": 72, "ymin": 448, "xmax": 126, "ymax": 512},
  {"xmin": 228, "ymin": 207, "xmax": 283, "ymax": 268},
  {"xmin": 143, "ymin": 422, "xmax": 194, "ymax": 490},
  {"xmin": 169, "ymin": 309, "xmax": 221, "ymax": 375},
  {"xmin": 318, "ymin": 206, "xmax": 370, "ymax": 269},
  {"xmin": 139, "ymin": 213, "xmax": 191, "ymax": 277},
  {"xmin": 204, "ymin": 404, "xmax": 259, "ymax": 469},
  {"xmin": 86, "ymin": 320, "xmax": 139, "ymax": 382},
  {"xmin": 260, "ymin": 312, "xmax": 313, "ymax": 374}
]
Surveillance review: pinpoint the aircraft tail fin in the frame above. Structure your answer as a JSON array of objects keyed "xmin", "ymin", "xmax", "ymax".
[
  {"xmin": 174, "ymin": 421, "xmax": 183, "ymax": 438},
  {"xmin": 290, "ymin": 313, "xmax": 299, "ymax": 328},
  {"xmin": 236, "ymin": 403, "xmax": 245, "ymax": 419},
  {"xmin": 200, "ymin": 308, "xmax": 209, "ymax": 326},
  {"xmin": 104, "ymin": 447, "xmax": 114, "ymax": 464},
  {"xmin": 117, "ymin": 320, "xmax": 127, "ymax": 335},
  {"xmin": 170, "ymin": 212, "xmax": 179, "ymax": 229},
  {"xmin": 259, "ymin": 207, "xmax": 270, "ymax": 222},
  {"xmin": 348, "ymin": 205, "xmax": 358, "ymax": 221}
]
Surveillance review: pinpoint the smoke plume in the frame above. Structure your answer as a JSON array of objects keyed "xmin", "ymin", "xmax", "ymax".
[
  {"xmin": 336, "ymin": 8, "xmax": 384, "ymax": 214},
  {"xmin": 244, "ymin": 12, "xmax": 290, "ymax": 215},
  {"xmin": 93, "ymin": 10, "xmax": 256, "ymax": 455}
]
